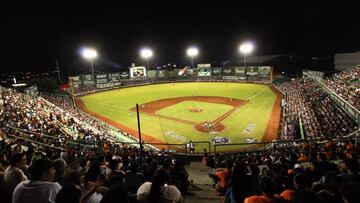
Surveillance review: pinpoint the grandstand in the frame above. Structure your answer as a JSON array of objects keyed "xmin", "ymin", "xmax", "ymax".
[{"xmin": 1, "ymin": 65, "xmax": 360, "ymax": 203}]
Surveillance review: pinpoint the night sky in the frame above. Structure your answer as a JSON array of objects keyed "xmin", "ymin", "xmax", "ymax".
[{"xmin": 1, "ymin": 1, "xmax": 360, "ymax": 73}]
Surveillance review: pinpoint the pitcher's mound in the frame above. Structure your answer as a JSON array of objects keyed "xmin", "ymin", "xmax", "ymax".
[{"xmin": 189, "ymin": 108, "xmax": 203, "ymax": 113}]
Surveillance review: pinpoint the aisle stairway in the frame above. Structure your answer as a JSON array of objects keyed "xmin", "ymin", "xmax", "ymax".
[{"xmin": 184, "ymin": 162, "xmax": 221, "ymax": 203}]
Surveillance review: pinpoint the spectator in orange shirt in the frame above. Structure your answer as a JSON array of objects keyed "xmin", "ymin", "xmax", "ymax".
[
  {"xmin": 297, "ymin": 153, "xmax": 308, "ymax": 162},
  {"xmin": 209, "ymin": 159, "xmax": 232, "ymax": 196}
]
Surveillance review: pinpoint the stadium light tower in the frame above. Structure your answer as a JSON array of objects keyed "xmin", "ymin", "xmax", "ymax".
[
  {"xmin": 239, "ymin": 42, "xmax": 254, "ymax": 68},
  {"xmin": 82, "ymin": 48, "xmax": 98, "ymax": 79},
  {"xmin": 140, "ymin": 48, "xmax": 153, "ymax": 69},
  {"xmin": 187, "ymin": 47, "xmax": 199, "ymax": 68}
]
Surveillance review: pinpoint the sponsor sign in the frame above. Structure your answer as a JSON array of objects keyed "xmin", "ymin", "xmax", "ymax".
[
  {"xmin": 120, "ymin": 72, "xmax": 129, "ymax": 78},
  {"xmin": 246, "ymin": 67, "xmax": 259, "ymax": 76},
  {"xmin": 96, "ymin": 78, "xmax": 108, "ymax": 84},
  {"xmin": 157, "ymin": 70, "xmax": 165, "ymax": 78},
  {"xmin": 197, "ymin": 64, "xmax": 211, "ymax": 68},
  {"xmin": 130, "ymin": 66, "xmax": 146, "ymax": 78},
  {"xmin": 96, "ymin": 74, "xmax": 107, "ymax": 79},
  {"xmin": 234, "ymin": 67, "xmax": 246, "ymax": 75},
  {"xmin": 212, "ymin": 67, "xmax": 222, "ymax": 75},
  {"xmin": 210, "ymin": 137, "xmax": 231, "ymax": 144},
  {"xmin": 241, "ymin": 123, "xmax": 256, "ymax": 135},
  {"xmin": 164, "ymin": 131, "xmax": 186, "ymax": 142},
  {"xmin": 147, "ymin": 70, "xmax": 156, "ymax": 78},
  {"xmin": 222, "ymin": 67, "xmax": 233, "ymax": 75}
]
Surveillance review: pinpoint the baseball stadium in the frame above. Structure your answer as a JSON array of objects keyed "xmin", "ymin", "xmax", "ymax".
[
  {"xmin": 3, "ymin": 2, "xmax": 360, "ymax": 202},
  {"xmin": 70, "ymin": 66, "xmax": 282, "ymax": 153}
]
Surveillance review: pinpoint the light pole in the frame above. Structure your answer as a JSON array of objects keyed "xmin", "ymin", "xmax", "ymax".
[
  {"xmin": 239, "ymin": 42, "xmax": 254, "ymax": 68},
  {"xmin": 82, "ymin": 48, "xmax": 98, "ymax": 79},
  {"xmin": 140, "ymin": 48, "xmax": 153, "ymax": 69},
  {"xmin": 187, "ymin": 47, "xmax": 198, "ymax": 68}
]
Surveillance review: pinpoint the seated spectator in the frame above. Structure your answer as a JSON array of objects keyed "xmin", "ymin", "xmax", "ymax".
[
  {"xmin": 53, "ymin": 158, "xmax": 67, "ymax": 186},
  {"xmin": 99, "ymin": 184, "xmax": 129, "ymax": 203},
  {"xmin": 137, "ymin": 168, "xmax": 183, "ymax": 203},
  {"xmin": 293, "ymin": 188, "xmax": 324, "ymax": 203},
  {"xmin": 55, "ymin": 183, "xmax": 82, "ymax": 203},
  {"xmin": 124, "ymin": 161, "xmax": 144, "ymax": 194},
  {"xmin": 83, "ymin": 162, "xmax": 106, "ymax": 203},
  {"xmin": 3, "ymin": 153, "xmax": 28, "ymax": 201},
  {"xmin": 12, "ymin": 158, "xmax": 62, "ymax": 203},
  {"xmin": 340, "ymin": 182, "xmax": 360, "ymax": 203},
  {"xmin": 244, "ymin": 176, "xmax": 286, "ymax": 203}
]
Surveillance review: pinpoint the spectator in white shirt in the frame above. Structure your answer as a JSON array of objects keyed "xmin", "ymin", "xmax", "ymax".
[
  {"xmin": 12, "ymin": 158, "xmax": 62, "ymax": 203},
  {"xmin": 137, "ymin": 168, "xmax": 183, "ymax": 203},
  {"xmin": 3, "ymin": 153, "xmax": 28, "ymax": 201}
]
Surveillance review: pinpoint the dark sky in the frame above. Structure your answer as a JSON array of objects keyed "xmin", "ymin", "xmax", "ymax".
[{"xmin": 1, "ymin": 0, "xmax": 360, "ymax": 73}]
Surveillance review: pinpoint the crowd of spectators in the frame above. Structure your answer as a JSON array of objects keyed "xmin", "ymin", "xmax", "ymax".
[
  {"xmin": 207, "ymin": 136, "xmax": 360, "ymax": 203},
  {"xmin": 0, "ymin": 133, "xmax": 190, "ymax": 203},
  {"xmin": 278, "ymin": 78, "xmax": 357, "ymax": 140},
  {"xmin": 323, "ymin": 66, "xmax": 360, "ymax": 111},
  {"xmin": 40, "ymin": 93, "xmax": 147, "ymax": 147},
  {"xmin": 0, "ymin": 87, "xmax": 190, "ymax": 203}
]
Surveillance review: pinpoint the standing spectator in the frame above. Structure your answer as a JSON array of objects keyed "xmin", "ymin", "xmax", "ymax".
[{"xmin": 224, "ymin": 162, "xmax": 252, "ymax": 203}]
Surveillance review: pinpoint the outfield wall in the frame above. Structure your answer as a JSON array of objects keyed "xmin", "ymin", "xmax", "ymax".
[{"xmin": 69, "ymin": 66, "xmax": 272, "ymax": 96}]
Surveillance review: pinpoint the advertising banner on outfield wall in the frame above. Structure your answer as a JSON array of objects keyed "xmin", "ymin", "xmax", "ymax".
[
  {"xmin": 156, "ymin": 70, "xmax": 165, "ymax": 78},
  {"xmin": 222, "ymin": 67, "xmax": 234, "ymax": 75},
  {"xmin": 130, "ymin": 66, "xmax": 146, "ymax": 78},
  {"xmin": 197, "ymin": 64, "xmax": 211, "ymax": 68},
  {"xmin": 258, "ymin": 66, "xmax": 271, "ymax": 75},
  {"xmin": 246, "ymin": 66, "xmax": 259, "ymax": 76},
  {"xmin": 222, "ymin": 76, "xmax": 239, "ymax": 80},
  {"xmin": 96, "ymin": 74, "xmax": 107, "ymax": 79},
  {"xmin": 165, "ymin": 70, "xmax": 179, "ymax": 78},
  {"xmin": 69, "ymin": 76, "xmax": 81, "ymax": 86},
  {"xmin": 109, "ymin": 73, "xmax": 120, "ymax": 82},
  {"xmin": 96, "ymin": 78, "xmax": 108, "ymax": 84},
  {"xmin": 83, "ymin": 74, "xmax": 95, "ymax": 81},
  {"xmin": 147, "ymin": 70, "xmax": 156, "ymax": 78},
  {"xmin": 212, "ymin": 67, "xmax": 222, "ymax": 75},
  {"xmin": 197, "ymin": 67, "xmax": 211, "ymax": 76},
  {"xmin": 120, "ymin": 72, "xmax": 129, "ymax": 79},
  {"xmin": 234, "ymin": 67, "xmax": 246, "ymax": 75}
]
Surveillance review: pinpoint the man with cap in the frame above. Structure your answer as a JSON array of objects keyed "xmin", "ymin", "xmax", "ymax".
[{"xmin": 12, "ymin": 158, "xmax": 62, "ymax": 203}]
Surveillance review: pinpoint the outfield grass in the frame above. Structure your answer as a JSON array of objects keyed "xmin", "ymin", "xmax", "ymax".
[{"xmin": 80, "ymin": 82, "xmax": 277, "ymax": 152}]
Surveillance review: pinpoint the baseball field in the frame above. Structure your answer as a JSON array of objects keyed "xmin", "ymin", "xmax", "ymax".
[{"xmin": 75, "ymin": 82, "xmax": 282, "ymax": 152}]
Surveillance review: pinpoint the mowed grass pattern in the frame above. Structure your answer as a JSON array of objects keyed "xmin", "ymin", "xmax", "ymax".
[
  {"xmin": 156, "ymin": 101, "xmax": 233, "ymax": 123},
  {"xmin": 80, "ymin": 82, "xmax": 277, "ymax": 151}
]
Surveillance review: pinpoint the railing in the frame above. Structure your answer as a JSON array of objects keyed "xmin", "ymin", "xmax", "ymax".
[
  {"xmin": 4, "ymin": 125, "xmax": 99, "ymax": 150},
  {"xmin": 3, "ymin": 125, "xmax": 359, "ymax": 160}
]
